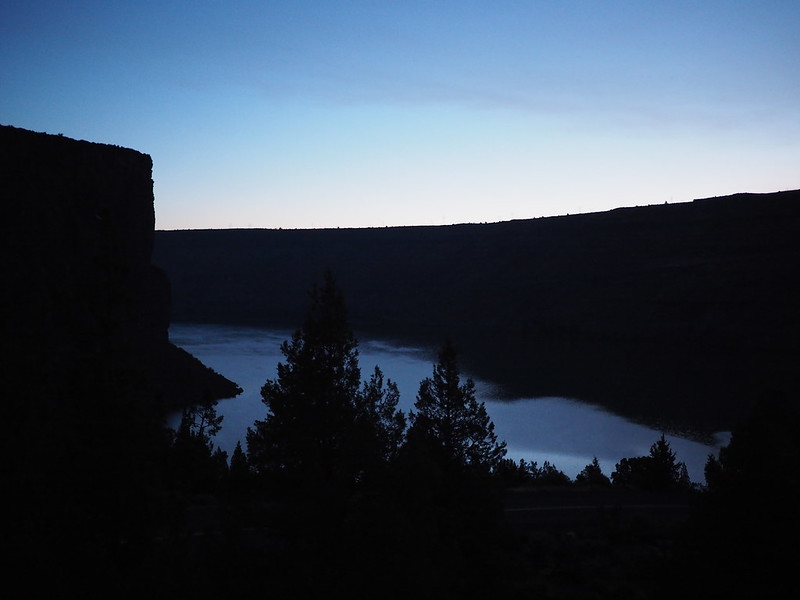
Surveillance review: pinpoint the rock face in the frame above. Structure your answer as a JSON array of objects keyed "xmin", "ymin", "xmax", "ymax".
[{"xmin": 0, "ymin": 124, "xmax": 240, "ymax": 412}]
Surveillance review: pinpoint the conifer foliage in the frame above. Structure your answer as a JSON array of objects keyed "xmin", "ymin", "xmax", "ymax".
[
  {"xmin": 357, "ymin": 365, "xmax": 407, "ymax": 466},
  {"xmin": 409, "ymin": 340, "xmax": 506, "ymax": 472},
  {"xmin": 576, "ymin": 456, "xmax": 611, "ymax": 486},
  {"xmin": 170, "ymin": 397, "xmax": 228, "ymax": 492},
  {"xmin": 611, "ymin": 434, "xmax": 690, "ymax": 491},
  {"xmin": 246, "ymin": 270, "xmax": 404, "ymax": 494}
]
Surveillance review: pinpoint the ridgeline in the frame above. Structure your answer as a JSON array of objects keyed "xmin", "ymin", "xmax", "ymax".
[{"xmin": 154, "ymin": 190, "xmax": 800, "ymax": 436}]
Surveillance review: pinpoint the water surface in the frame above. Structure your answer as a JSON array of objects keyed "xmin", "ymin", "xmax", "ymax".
[{"xmin": 169, "ymin": 323, "xmax": 727, "ymax": 482}]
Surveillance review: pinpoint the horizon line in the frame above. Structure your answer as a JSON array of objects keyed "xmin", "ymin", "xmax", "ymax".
[{"xmin": 155, "ymin": 189, "xmax": 798, "ymax": 233}]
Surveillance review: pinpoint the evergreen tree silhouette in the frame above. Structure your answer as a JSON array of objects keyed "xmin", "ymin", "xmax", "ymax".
[
  {"xmin": 408, "ymin": 340, "xmax": 506, "ymax": 473},
  {"xmin": 576, "ymin": 456, "xmax": 611, "ymax": 486},
  {"xmin": 611, "ymin": 434, "xmax": 690, "ymax": 491},
  {"xmin": 246, "ymin": 270, "xmax": 405, "ymax": 497},
  {"xmin": 170, "ymin": 397, "xmax": 226, "ymax": 492},
  {"xmin": 228, "ymin": 440, "xmax": 250, "ymax": 489},
  {"xmin": 247, "ymin": 270, "xmax": 361, "ymax": 497},
  {"xmin": 355, "ymin": 365, "xmax": 406, "ymax": 483},
  {"xmin": 395, "ymin": 340, "xmax": 508, "ymax": 595}
]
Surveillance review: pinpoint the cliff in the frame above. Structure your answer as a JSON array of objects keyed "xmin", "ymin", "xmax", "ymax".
[
  {"xmin": 0, "ymin": 124, "xmax": 241, "ymax": 414},
  {"xmin": 154, "ymin": 191, "xmax": 800, "ymax": 435}
]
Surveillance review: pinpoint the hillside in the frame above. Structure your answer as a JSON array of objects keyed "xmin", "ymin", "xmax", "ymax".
[{"xmin": 154, "ymin": 190, "xmax": 800, "ymax": 435}]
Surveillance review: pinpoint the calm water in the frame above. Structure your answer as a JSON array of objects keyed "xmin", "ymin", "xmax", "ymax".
[{"xmin": 169, "ymin": 323, "xmax": 728, "ymax": 483}]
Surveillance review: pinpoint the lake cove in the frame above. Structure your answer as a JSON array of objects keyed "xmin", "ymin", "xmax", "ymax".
[{"xmin": 169, "ymin": 323, "xmax": 728, "ymax": 483}]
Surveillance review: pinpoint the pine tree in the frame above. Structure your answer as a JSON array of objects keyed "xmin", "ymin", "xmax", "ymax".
[
  {"xmin": 357, "ymin": 365, "xmax": 407, "ymax": 467},
  {"xmin": 229, "ymin": 440, "xmax": 250, "ymax": 481},
  {"xmin": 611, "ymin": 434, "xmax": 690, "ymax": 490},
  {"xmin": 247, "ymin": 271, "xmax": 360, "ymax": 492},
  {"xmin": 178, "ymin": 396, "xmax": 224, "ymax": 450},
  {"xmin": 397, "ymin": 341, "xmax": 508, "ymax": 593},
  {"xmin": 246, "ymin": 271, "xmax": 405, "ymax": 495},
  {"xmin": 649, "ymin": 434, "xmax": 690, "ymax": 490},
  {"xmin": 576, "ymin": 456, "xmax": 611, "ymax": 486},
  {"xmin": 170, "ymin": 397, "xmax": 226, "ymax": 492},
  {"xmin": 408, "ymin": 340, "xmax": 506, "ymax": 473}
]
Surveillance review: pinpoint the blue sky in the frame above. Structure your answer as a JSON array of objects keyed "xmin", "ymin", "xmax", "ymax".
[{"xmin": 2, "ymin": 1, "xmax": 798, "ymax": 230}]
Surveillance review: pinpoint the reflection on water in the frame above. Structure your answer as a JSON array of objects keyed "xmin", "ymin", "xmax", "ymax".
[{"xmin": 169, "ymin": 323, "xmax": 726, "ymax": 483}]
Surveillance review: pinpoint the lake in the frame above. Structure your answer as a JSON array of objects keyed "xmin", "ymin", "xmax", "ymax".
[{"xmin": 168, "ymin": 323, "xmax": 729, "ymax": 483}]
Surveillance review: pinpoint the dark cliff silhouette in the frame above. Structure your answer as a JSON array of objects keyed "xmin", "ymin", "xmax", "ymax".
[
  {"xmin": 1, "ymin": 124, "xmax": 240, "ymax": 410},
  {"xmin": 153, "ymin": 190, "xmax": 800, "ymax": 435},
  {"xmin": 1, "ymin": 124, "xmax": 240, "ymax": 593}
]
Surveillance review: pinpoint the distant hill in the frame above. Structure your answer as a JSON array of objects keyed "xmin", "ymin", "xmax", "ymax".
[{"xmin": 154, "ymin": 190, "xmax": 800, "ymax": 435}]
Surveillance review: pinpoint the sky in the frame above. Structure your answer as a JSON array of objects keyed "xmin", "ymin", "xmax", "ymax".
[{"xmin": 2, "ymin": 1, "xmax": 799, "ymax": 230}]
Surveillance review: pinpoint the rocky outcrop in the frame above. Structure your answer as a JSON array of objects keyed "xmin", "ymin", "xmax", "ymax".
[{"xmin": 0, "ymin": 124, "xmax": 240, "ymax": 413}]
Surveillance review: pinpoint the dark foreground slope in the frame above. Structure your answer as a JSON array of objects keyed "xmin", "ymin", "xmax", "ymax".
[{"xmin": 154, "ymin": 190, "xmax": 800, "ymax": 435}]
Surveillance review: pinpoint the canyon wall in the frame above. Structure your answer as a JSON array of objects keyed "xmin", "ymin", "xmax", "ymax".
[{"xmin": 0, "ymin": 124, "xmax": 240, "ymax": 415}]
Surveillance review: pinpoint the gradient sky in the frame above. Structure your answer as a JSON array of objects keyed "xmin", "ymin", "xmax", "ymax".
[{"xmin": 2, "ymin": 1, "xmax": 799, "ymax": 230}]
